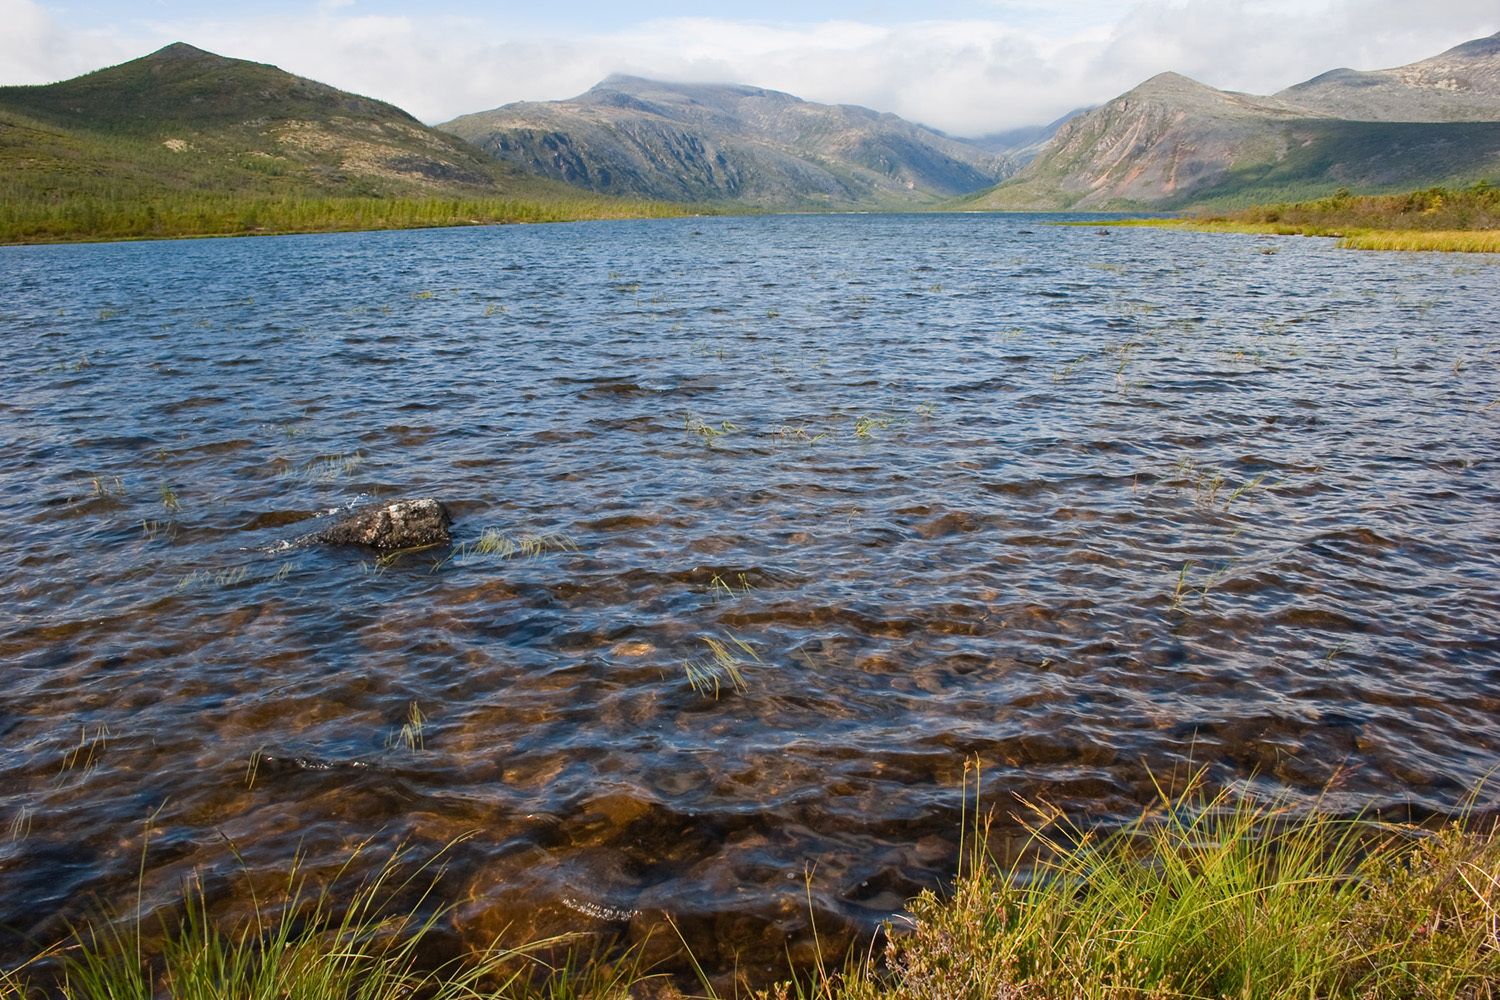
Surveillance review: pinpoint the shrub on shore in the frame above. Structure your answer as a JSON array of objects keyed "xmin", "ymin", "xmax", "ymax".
[
  {"xmin": 1126, "ymin": 181, "xmax": 1500, "ymax": 252},
  {"xmin": 1232, "ymin": 182, "xmax": 1500, "ymax": 233}
]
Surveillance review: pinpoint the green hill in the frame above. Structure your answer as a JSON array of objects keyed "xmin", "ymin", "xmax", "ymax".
[{"xmin": 0, "ymin": 43, "xmax": 694, "ymax": 243}]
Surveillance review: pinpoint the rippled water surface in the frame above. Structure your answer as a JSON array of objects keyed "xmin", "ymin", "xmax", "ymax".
[{"xmin": 2, "ymin": 214, "xmax": 1499, "ymax": 980}]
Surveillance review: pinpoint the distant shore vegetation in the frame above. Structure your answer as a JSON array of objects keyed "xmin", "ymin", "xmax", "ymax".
[
  {"xmin": 1125, "ymin": 181, "xmax": 1500, "ymax": 252},
  {"xmin": 0, "ymin": 192, "xmax": 721, "ymax": 245}
]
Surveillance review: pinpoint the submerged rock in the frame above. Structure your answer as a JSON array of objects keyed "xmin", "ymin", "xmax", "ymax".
[{"xmin": 312, "ymin": 497, "xmax": 451, "ymax": 549}]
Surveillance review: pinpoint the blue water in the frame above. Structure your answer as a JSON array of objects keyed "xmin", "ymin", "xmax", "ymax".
[{"xmin": 2, "ymin": 214, "xmax": 1498, "ymax": 979}]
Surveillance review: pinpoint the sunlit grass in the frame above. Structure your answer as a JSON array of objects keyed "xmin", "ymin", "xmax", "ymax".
[
  {"xmin": 1337, "ymin": 229, "xmax": 1500, "ymax": 253},
  {"xmin": 1124, "ymin": 219, "xmax": 1500, "ymax": 253},
  {"xmin": 9, "ymin": 773, "xmax": 1500, "ymax": 1000},
  {"xmin": 841, "ymin": 769, "xmax": 1500, "ymax": 1000},
  {"xmin": 708, "ymin": 571, "xmax": 755, "ymax": 600},
  {"xmin": 39, "ymin": 840, "xmax": 578, "ymax": 1000}
]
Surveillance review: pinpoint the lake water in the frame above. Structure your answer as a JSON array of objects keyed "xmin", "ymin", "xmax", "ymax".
[{"xmin": 2, "ymin": 214, "xmax": 1498, "ymax": 983}]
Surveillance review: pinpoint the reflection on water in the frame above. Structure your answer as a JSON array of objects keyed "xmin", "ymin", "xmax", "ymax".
[{"xmin": 1, "ymin": 215, "xmax": 1498, "ymax": 981}]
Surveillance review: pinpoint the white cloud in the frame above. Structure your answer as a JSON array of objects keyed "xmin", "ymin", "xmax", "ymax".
[
  {"xmin": 0, "ymin": 0, "xmax": 143, "ymax": 84},
  {"xmin": 1093, "ymin": 0, "xmax": 1500, "ymax": 99},
  {"xmin": 3, "ymin": 1, "xmax": 1496, "ymax": 135}
]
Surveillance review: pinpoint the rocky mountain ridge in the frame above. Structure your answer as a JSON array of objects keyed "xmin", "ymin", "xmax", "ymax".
[
  {"xmin": 439, "ymin": 75, "xmax": 1018, "ymax": 208},
  {"xmin": 963, "ymin": 31, "xmax": 1500, "ymax": 211},
  {"xmin": 1277, "ymin": 31, "xmax": 1500, "ymax": 121}
]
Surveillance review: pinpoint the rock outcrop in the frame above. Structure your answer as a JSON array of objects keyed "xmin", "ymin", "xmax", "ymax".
[{"xmin": 311, "ymin": 498, "xmax": 451, "ymax": 549}]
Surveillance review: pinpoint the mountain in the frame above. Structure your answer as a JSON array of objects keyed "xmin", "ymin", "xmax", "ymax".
[
  {"xmin": 960, "ymin": 31, "xmax": 1500, "ymax": 211},
  {"xmin": 0, "ymin": 42, "xmax": 597, "ymax": 205},
  {"xmin": 961, "ymin": 108, "xmax": 1091, "ymax": 163},
  {"xmin": 1276, "ymin": 32, "xmax": 1500, "ymax": 122},
  {"xmin": 439, "ymin": 75, "xmax": 1016, "ymax": 208}
]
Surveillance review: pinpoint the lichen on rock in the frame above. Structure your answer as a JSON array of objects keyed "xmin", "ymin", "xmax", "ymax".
[{"xmin": 313, "ymin": 497, "xmax": 451, "ymax": 549}]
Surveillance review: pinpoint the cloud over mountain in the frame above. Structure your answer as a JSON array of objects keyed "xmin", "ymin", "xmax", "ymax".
[{"xmin": 2, "ymin": 0, "xmax": 1496, "ymax": 137}]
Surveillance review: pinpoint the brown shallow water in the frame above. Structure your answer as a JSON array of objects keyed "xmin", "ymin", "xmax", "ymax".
[{"xmin": 1, "ymin": 213, "xmax": 1498, "ymax": 982}]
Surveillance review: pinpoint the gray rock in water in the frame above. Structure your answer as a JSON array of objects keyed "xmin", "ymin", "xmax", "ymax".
[{"xmin": 313, "ymin": 498, "xmax": 451, "ymax": 549}]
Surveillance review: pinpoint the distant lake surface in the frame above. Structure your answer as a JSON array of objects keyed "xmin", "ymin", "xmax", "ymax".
[{"xmin": 2, "ymin": 214, "xmax": 1499, "ymax": 980}]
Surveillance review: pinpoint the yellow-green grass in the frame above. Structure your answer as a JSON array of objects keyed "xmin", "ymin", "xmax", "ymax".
[
  {"xmin": 6, "ymin": 778, "xmax": 1500, "ymax": 999},
  {"xmin": 1336, "ymin": 229, "xmax": 1500, "ymax": 253},
  {"xmin": 2, "ymin": 839, "xmax": 662, "ymax": 1000},
  {"xmin": 1119, "ymin": 218, "xmax": 1500, "ymax": 253},
  {"xmin": 842, "ymin": 773, "xmax": 1500, "ymax": 1000},
  {"xmin": 1117, "ymin": 182, "xmax": 1500, "ymax": 252},
  {"xmin": 1112, "ymin": 218, "xmax": 1342, "ymax": 237},
  {"xmin": 0, "ymin": 193, "xmax": 721, "ymax": 245}
]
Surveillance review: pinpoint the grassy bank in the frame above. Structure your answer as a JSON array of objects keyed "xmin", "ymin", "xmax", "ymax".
[
  {"xmin": 847, "ymin": 777, "xmax": 1500, "ymax": 1000},
  {"xmin": 0, "ymin": 191, "xmax": 721, "ymax": 244},
  {"xmin": 5, "ymin": 777, "xmax": 1498, "ymax": 1000},
  {"xmin": 1124, "ymin": 182, "xmax": 1500, "ymax": 253}
]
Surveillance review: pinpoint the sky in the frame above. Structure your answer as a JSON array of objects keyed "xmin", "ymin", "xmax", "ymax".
[{"xmin": 2, "ymin": 0, "xmax": 1497, "ymax": 136}]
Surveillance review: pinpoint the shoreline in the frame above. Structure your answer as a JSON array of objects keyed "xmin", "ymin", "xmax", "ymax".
[
  {"xmin": 1114, "ymin": 218, "xmax": 1500, "ymax": 253},
  {"xmin": 7, "ymin": 787, "xmax": 1498, "ymax": 999}
]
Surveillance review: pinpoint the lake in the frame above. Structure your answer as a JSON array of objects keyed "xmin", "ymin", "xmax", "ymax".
[{"xmin": 1, "ymin": 213, "xmax": 1498, "ymax": 983}]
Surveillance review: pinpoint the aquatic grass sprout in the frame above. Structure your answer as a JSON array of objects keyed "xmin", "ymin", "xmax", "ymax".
[
  {"xmin": 432, "ymin": 528, "xmax": 579, "ymax": 570},
  {"xmin": 387, "ymin": 701, "xmax": 426, "ymax": 752},
  {"xmin": 1168, "ymin": 560, "xmax": 1194, "ymax": 612},
  {"xmin": 57, "ymin": 724, "xmax": 111, "ymax": 782},
  {"xmin": 683, "ymin": 633, "xmax": 760, "ymax": 698},
  {"xmin": 281, "ymin": 452, "xmax": 367, "ymax": 482},
  {"xmin": 708, "ymin": 571, "xmax": 754, "ymax": 600},
  {"xmin": 1223, "ymin": 472, "xmax": 1270, "ymax": 509},
  {"xmin": 685, "ymin": 414, "xmax": 739, "ymax": 447},
  {"xmin": 772, "ymin": 423, "xmax": 830, "ymax": 444},
  {"xmin": 175, "ymin": 565, "xmax": 250, "ymax": 591},
  {"xmin": 82, "ymin": 475, "xmax": 124, "ymax": 500},
  {"xmin": 7, "ymin": 807, "xmax": 32, "ymax": 842}
]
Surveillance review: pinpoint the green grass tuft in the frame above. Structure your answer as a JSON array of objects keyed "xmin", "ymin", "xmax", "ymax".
[{"xmin": 842, "ymin": 770, "xmax": 1500, "ymax": 1000}]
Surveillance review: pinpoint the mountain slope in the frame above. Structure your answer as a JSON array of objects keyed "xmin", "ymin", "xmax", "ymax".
[
  {"xmin": 0, "ymin": 42, "xmax": 605, "ymax": 204},
  {"xmin": 961, "ymin": 31, "xmax": 1500, "ymax": 211},
  {"xmin": 1276, "ymin": 32, "xmax": 1500, "ymax": 122},
  {"xmin": 440, "ymin": 75, "xmax": 1015, "ymax": 208}
]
